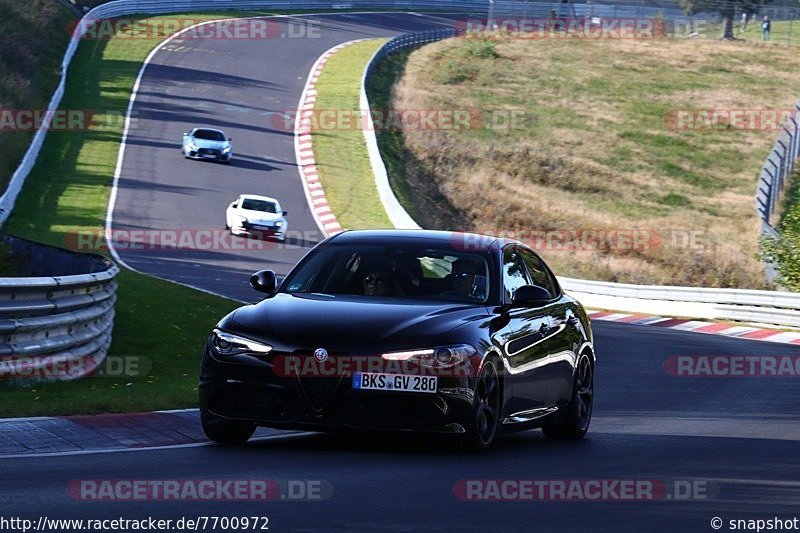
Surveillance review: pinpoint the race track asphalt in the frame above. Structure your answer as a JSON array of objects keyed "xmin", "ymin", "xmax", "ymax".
[{"xmin": 2, "ymin": 322, "xmax": 799, "ymax": 531}]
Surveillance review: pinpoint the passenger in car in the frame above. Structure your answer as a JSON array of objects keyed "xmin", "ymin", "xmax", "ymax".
[{"xmin": 446, "ymin": 259, "xmax": 482, "ymax": 298}]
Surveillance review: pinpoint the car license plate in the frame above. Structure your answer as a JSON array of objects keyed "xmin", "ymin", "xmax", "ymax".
[
  {"xmin": 352, "ymin": 372, "xmax": 437, "ymax": 393},
  {"xmin": 202, "ymin": 153, "xmax": 217, "ymax": 159}
]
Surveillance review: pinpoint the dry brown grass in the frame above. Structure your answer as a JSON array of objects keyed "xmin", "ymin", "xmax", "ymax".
[{"xmin": 387, "ymin": 36, "xmax": 800, "ymax": 288}]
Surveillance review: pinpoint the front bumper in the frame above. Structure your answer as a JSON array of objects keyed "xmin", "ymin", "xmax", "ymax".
[
  {"xmin": 231, "ymin": 224, "xmax": 285, "ymax": 240},
  {"xmin": 185, "ymin": 149, "xmax": 231, "ymax": 162},
  {"xmin": 199, "ymin": 345, "xmax": 476, "ymax": 434}
]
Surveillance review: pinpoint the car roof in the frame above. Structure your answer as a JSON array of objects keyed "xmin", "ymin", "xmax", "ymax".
[
  {"xmin": 238, "ymin": 194, "xmax": 280, "ymax": 204},
  {"xmin": 328, "ymin": 229, "xmax": 522, "ymax": 251}
]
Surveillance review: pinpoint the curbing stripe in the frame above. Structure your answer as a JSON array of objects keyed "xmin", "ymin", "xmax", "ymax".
[{"xmin": 588, "ymin": 310, "xmax": 800, "ymax": 345}]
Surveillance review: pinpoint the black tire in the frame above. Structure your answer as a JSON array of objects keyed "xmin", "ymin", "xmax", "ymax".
[
  {"xmin": 464, "ymin": 358, "xmax": 502, "ymax": 451},
  {"xmin": 201, "ymin": 410, "xmax": 256, "ymax": 444},
  {"xmin": 542, "ymin": 353, "xmax": 593, "ymax": 439}
]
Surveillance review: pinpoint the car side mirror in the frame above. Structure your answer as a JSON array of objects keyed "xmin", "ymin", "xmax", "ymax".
[
  {"xmin": 230, "ymin": 203, "xmax": 238, "ymax": 208},
  {"xmin": 282, "ymin": 211, "xmax": 288, "ymax": 216},
  {"xmin": 511, "ymin": 285, "xmax": 551, "ymax": 307},
  {"xmin": 250, "ymin": 270, "xmax": 278, "ymax": 294},
  {"xmin": 228, "ymin": 137, "xmax": 233, "ymax": 141},
  {"xmin": 183, "ymin": 132, "xmax": 188, "ymax": 136}
]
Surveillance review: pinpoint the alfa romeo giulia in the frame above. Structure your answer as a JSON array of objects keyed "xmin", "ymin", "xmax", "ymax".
[{"xmin": 200, "ymin": 230, "xmax": 595, "ymax": 450}]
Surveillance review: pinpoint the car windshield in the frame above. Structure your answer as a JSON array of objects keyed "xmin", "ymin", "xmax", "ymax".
[
  {"xmin": 282, "ymin": 244, "xmax": 491, "ymax": 303},
  {"xmin": 194, "ymin": 129, "xmax": 226, "ymax": 141},
  {"xmin": 240, "ymin": 199, "xmax": 278, "ymax": 213}
]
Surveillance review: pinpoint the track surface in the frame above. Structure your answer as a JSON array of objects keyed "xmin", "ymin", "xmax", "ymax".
[
  {"xmin": 111, "ymin": 12, "xmax": 462, "ymax": 301},
  {"xmin": 3, "ymin": 324, "xmax": 800, "ymax": 530},
  {"xmin": 20, "ymin": 11, "xmax": 797, "ymax": 532}
]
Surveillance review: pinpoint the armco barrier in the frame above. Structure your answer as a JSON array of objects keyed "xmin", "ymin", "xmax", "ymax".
[
  {"xmin": 360, "ymin": 28, "xmax": 800, "ymax": 328},
  {"xmin": 0, "ymin": 235, "xmax": 118, "ymax": 383}
]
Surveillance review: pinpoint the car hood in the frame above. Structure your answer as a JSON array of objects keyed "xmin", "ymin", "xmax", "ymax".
[
  {"xmin": 224, "ymin": 293, "xmax": 489, "ymax": 353},
  {"xmin": 190, "ymin": 138, "xmax": 230, "ymax": 150}
]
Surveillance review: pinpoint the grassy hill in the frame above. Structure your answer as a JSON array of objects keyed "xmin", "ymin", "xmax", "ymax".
[{"xmin": 383, "ymin": 36, "xmax": 800, "ymax": 288}]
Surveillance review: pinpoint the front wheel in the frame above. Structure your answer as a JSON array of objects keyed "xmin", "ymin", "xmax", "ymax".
[
  {"xmin": 464, "ymin": 359, "xmax": 501, "ymax": 451},
  {"xmin": 542, "ymin": 353, "xmax": 593, "ymax": 439},
  {"xmin": 201, "ymin": 410, "xmax": 256, "ymax": 444}
]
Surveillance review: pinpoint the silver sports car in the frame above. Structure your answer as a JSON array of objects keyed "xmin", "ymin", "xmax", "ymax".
[{"xmin": 181, "ymin": 128, "xmax": 233, "ymax": 163}]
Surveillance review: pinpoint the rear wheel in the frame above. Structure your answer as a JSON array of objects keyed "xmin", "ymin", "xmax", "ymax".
[
  {"xmin": 464, "ymin": 358, "xmax": 501, "ymax": 451},
  {"xmin": 542, "ymin": 353, "xmax": 593, "ymax": 439},
  {"xmin": 201, "ymin": 410, "xmax": 256, "ymax": 444}
]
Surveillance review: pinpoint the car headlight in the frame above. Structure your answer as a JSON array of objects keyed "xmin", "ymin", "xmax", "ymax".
[
  {"xmin": 222, "ymin": 146, "xmax": 231, "ymax": 154},
  {"xmin": 186, "ymin": 142, "xmax": 196, "ymax": 151},
  {"xmin": 274, "ymin": 221, "xmax": 283, "ymax": 228},
  {"xmin": 209, "ymin": 329, "xmax": 272, "ymax": 356},
  {"xmin": 381, "ymin": 344, "xmax": 476, "ymax": 368}
]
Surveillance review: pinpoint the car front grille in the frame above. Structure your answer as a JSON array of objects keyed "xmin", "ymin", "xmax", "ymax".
[
  {"xmin": 290, "ymin": 352, "xmax": 344, "ymax": 412},
  {"xmin": 299, "ymin": 377, "xmax": 342, "ymax": 411},
  {"xmin": 198, "ymin": 148, "xmax": 220, "ymax": 155}
]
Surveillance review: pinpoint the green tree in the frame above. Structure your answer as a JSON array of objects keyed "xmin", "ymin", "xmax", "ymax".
[{"xmin": 678, "ymin": 0, "xmax": 772, "ymax": 39}]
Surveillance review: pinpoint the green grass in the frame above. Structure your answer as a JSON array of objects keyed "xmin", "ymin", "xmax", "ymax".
[
  {"xmin": 760, "ymin": 171, "xmax": 800, "ymax": 291},
  {"xmin": 311, "ymin": 39, "xmax": 393, "ymax": 229}
]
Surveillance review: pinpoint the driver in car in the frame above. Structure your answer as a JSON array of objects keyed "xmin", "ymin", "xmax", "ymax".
[{"xmin": 362, "ymin": 270, "xmax": 392, "ymax": 296}]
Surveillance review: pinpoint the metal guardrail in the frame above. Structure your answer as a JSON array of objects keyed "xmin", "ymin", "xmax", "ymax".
[
  {"xmin": 361, "ymin": 27, "xmax": 800, "ymax": 328},
  {"xmin": 756, "ymin": 103, "xmax": 800, "ymax": 262},
  {"xmin": 0, "ymin": 235, "xmax": 119, "ymax": 383}
]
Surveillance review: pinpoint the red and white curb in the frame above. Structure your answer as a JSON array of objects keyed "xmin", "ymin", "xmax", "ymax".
[
  {"xmin": 587, "ymin": 310, "xmax": 800, "ymax": 345},
  {"xmin": 295, "ymin": 40, "xmax": 368, "ymax": 237}
]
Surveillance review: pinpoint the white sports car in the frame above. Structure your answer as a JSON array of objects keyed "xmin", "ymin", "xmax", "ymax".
[
  {"xmin": 181, "ymin": 128, "xmax": 233, "ymax": 163},
  {"xmin": 226, "ymin": 194, "xmax": 288, "ymax": 242}
]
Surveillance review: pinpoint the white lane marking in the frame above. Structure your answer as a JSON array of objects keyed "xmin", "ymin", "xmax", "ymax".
[{"xmin": 0, "ymin": 431, "xmax": 314, "ymax": 460}]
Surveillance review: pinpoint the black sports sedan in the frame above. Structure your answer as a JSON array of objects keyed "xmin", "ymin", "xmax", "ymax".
[{"xmin": 200, "ymin": 230, "xmax": 595, "ymax": 450}]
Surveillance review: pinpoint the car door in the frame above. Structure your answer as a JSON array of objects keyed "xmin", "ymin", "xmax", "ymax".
[
  {"xmin": 518, "ymin": 247, "xmax": 578, "ymax": 406},
  {"xmin": 499, "ymin": 245, "xmax": 553, "ymax": 416}
]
